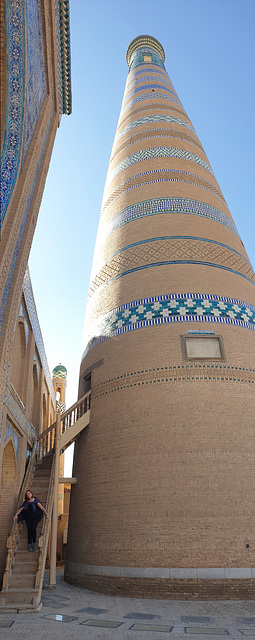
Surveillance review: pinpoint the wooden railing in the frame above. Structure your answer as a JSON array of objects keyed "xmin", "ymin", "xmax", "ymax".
[
  {"xmin": 2, "ymin": 390, "xmax": 91, "ymax": 604},
  {"xmin": 35, "ymin": 456, "xmax": 55, "ymax": 601},
  {"xmin": 37, "ymin": 390, "xmax": 91, "ymax": 457}
]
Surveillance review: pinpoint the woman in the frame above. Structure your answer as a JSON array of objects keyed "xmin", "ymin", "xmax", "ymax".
[{"xmin": 14, "ymin": 490, "xmax": 49, "ymax": 551}]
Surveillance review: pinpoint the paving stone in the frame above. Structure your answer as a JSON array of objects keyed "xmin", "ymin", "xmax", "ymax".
[
  {"xmin": 81, "ymin": 618, "xmax": 123, "ymax": 628},
  {"xmin": 41, "ymin": 613, "xmax": 78, "ymax": 623},
  {"xmin": 130, "ymin": 622, "xmax": 173, "ymax": 631},
  {"xmin": 0, "ymin": 620, "xmax": 15, "ymax": 627},
  {"xmin": 74, "ymin": 606, "xmax": 108, "ymax": 614},
  {"xmin": 185, "ymin": 628, "xmax": 229, "ymax": 636},
  {"xmin": 182, "ymin": 616, "xmax": 212, "ymax": 623},
  {"xmin": 125, "ymin": 611, "xmax": 159, "ymax": 619}
]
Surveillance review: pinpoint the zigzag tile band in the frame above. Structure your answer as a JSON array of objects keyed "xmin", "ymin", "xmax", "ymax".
[
  {"xmin": 121, "ymin": 92, "xmax": 181, "ymax": 114},
  {"xmin": 124, "ymin": 84, "xmax": 177, "ymax": 103},
  {"xmin": 101, "ymin": 169, "xmax": 225, "ymax": 212},
  {"xmin": 115, "ymin": 115, "xmax": 195, "ymax": 141},
  {"xmin": 83, "ymin": 293, "xmax": 255, "ymax": 356},
  {"xmin": 110, "ymin": 130, "xmax": 203, "ymax": 164},
  {"xmin": 127, "ymin": 66, "xmax": 171, "ymax": 83},
  {"xmin": 106, "ymin": 198, "xmax": 239, "ymax": 237},
  {"xmin": 107, "ymin": 147, "xmax": 214, "ymax": 185},
  {"xmin": 127, "ymin": 74, "xmax": 175, "ymax": 90}
]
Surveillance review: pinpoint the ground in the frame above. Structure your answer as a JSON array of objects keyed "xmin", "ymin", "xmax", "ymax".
[{"xmin": 0, "ymin": 569, "xmax": 254, "ymax": 638}]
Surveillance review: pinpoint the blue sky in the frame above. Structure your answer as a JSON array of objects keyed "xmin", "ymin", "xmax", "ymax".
[{"xmin": 29, "ymin": 0, "xmax": 255, "ymax": 428}]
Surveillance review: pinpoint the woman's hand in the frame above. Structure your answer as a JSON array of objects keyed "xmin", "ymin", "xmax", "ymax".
[
  {"xmin": 13, "ymin": 514, "xmax": 18, "ymax": 521},
  {"xmin": 45, "ymin": 513, "xmax": 49, "ymax": 519}
]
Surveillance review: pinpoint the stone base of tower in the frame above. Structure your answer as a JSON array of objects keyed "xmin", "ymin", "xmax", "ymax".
[{"xmin": 64, "ymin": 564, "xmax": 255, "ymax": 599}]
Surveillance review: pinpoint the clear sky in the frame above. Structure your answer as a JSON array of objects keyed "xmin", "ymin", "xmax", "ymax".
[{"xmin": 28, "ymin": 0, "xmax": 255, "ymax": 471}]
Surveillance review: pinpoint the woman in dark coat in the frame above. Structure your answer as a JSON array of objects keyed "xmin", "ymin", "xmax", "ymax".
[{"xmin": 14, "ymin": 489, "xmax": 48, "ymax": 551}]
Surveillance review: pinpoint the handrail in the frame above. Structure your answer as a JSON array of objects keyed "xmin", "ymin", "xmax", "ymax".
[
  {"xmin": 37, "ymin": 390, "xmax": 91, "ymax": 454},
  {"xmin": 2, "ymin": 440, "xmax": 38, "ymax": 590},
  {"xmin": 35, "ymin": 454, "xmax": 55, "ymax": 602}
]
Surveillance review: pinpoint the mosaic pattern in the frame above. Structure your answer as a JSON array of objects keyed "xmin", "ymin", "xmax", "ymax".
[
  {"xmin": 4, "ymin": 420, "xmax": 20, "ymax": 457},
  {"xmin": 128, "ymin": 66, "xmax": 170, "ymax": 82},
  {"xmin": 127, "ymin": 74, "xmax": 175, "ymax": 90},
  {"xmin": 23, "ymin": 268, "xmax": 56, "ymax": 406},
  {"xmin": 106, "ymin": 198, "xmax": 239, "ymax": 237},
  {"xmin": 4, "ymin": 386, "xmax": 36, "ymax": 444},
  {"xmin": 89, "ymin": 237, "xmax": 254, "ymax": 295},
  {"xmin": 0, "ymin": 0, "xmax": 25, "ymax": 224},
  {"xmin": 83, "ymin": 293, "xmax": 255, "ymax": 356},
  {"xmin": 121, "ymin": 91, "xmax": 181, "ymax": 113},
  {"xmin": 130, "ymin": 48, "xmax": 165, "ymax": 71},
  {"xmin": 21, "ymin": 0, "xmax": 47, "ymax": 168},
  {"xmin": 54, "ymin": 0, "xmax": 63, "ymax": 118},
  {"xmin": 107, "ymin": 147, "xmax": 214, "ymax": 185},
  {"xmin": 101, "ymin": 168, "xmax": 224, "ymax": 213},
  {"xmin": 116, "ymin": 115, "xmax": 195, "ymax": 142},
  {"xmin": 124, "ymin": 83, "xmax": 177, "ymax": 103},
  {"xmin": 0, "ymin": 108, "xmax": 53, "ymax": 336}
]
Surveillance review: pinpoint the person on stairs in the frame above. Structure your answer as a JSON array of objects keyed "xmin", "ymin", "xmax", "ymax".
[{"xmin": 14, "ymin": 490, "xmax": 49, "ymax": 551}]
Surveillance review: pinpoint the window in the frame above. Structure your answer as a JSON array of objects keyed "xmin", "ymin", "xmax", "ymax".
[
  {"xmin": 143, "ymin": 54, "xmax": 152, "ymax": 63},
  {"xmin": 181, "ymin": 334, "xmax": 224, "ymax": 360}
]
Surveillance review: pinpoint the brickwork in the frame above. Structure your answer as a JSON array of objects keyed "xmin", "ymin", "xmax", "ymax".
[{"xmin": 67, "ymin": 35, "xmax": 255, "ymax": 596}]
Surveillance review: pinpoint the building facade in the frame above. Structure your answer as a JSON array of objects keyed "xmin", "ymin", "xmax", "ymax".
[
  {"xmin": 0, "ymin": 0, "xmax": 71, "ymax": 582},
  {"xmin": 65, "ymin": 36, "xmax": 255, "ymax": 597}
]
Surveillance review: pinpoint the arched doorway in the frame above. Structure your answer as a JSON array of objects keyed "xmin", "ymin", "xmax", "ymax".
[{"xmin": 0, "ymin": 439, "xmax": 17, "ymax": 579}]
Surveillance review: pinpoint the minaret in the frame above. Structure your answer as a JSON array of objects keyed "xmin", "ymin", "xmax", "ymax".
[
  {"xmin": 52, "ymin": 363, "xmax": 67, "ymax": 515},
  {"xmin": 66, "ymin": 36, "xmax": 255, "ymax": 597}
]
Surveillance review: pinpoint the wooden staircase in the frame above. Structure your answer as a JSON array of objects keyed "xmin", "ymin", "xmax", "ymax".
[{"xmin": 0, "ymin": 391, "xmax": 91, "ymax": 613}]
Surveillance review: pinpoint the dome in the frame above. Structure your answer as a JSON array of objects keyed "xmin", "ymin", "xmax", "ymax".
[{"xmin": 52, "ymin": 364, "xmax": 67, "ymax": 380}]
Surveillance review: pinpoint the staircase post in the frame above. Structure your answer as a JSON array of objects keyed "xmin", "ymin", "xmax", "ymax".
[{"xmin": 49, "ymin": 409, "xmax": 61, "ymax": 586}]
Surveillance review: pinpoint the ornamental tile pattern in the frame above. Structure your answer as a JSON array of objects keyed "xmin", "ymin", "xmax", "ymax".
[
  {"xmin": 107, "ymin": 147, "xmax": 214, "ymax": 185},
  {"xmin": 0, "ymin": 108, "xmax": 53, "ymax": 336},
  {"xmin": 121, "ymin": 91, "xmax": 181, "ymax": 113},
  {"xmin": 4, "ymin": 420, "xmax": 20, "ymax": 457},
  {"xmin": 93, "ymin": 363, "xmax": 255, "ymax": 397},
  {"xmin": 89, "ymin": 237, "xmax": 254, "ymax": 296},
  {"xmin": 130, "ymin": 48, "xmax": 165, "ymax": 71},
  {"xmin": 110, "ymin": 129, "xmax": 203, "ymax": 164},
  {"xmin": 21, "ymin": 0, "xmax": 47, "ymax": 168},
  {"xmin": 128, "ymin": 66, "xmax": 170, "ymax": 82},
  {"xmin": 101, "ymin": 169, "xmax": 225, "ymax": 213},
  {"xmin": 83, "ymin": 293, "xmax": 255, "ymax": 356},
  {"xmin": 0, "ymin": 0, "xmax": 25, "ymax": 224},
  {"xmin": 127, "ymin": 74, "xmax": 175, "ymax": 90},
  {"xmin": 4, "ymin": 386, "xmax": 36, "ymax": 445},
  {"xmin": 22, "ymin": 268, "xmax": 56, "ymax": 406},
  {"xmin": 106, "ymin": 198, "xmax": 239, "ymax": 237},
  {"xmin": 124, "ymin": 83, "xmax": 178, "ymax": 103},
  {"xmin": 115, "ymin": 115, "xmax": 195, "ymax": 142}
]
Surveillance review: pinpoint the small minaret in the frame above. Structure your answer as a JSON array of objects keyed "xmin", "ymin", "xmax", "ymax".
[{"xmin": 52, "ymin": 364, "xmax": 67, "ymax": 515}]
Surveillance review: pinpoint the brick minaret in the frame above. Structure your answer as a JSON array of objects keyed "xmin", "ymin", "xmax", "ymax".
[{"xmin": 66, "ymin": 36, "xmax": 255, "ymax": 598}]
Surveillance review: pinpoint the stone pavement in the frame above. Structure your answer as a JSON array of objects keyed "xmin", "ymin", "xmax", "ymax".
[{"xmin": 0, "ymin": 568, "xmax": 254, "ymax": 639}]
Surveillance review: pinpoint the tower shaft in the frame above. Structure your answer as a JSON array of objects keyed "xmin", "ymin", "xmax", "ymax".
[{"xmin": 66, "ymin": 36, "xmax": 255, "ymax": 598}]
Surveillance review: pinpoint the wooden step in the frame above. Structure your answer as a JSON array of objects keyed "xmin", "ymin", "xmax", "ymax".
[
  {"xmin": 12, "ymin": 561, "xmax": 37, "ymax": 574},
  {"xmin": 9, "ymin": 573, "xmax": 35, "ymax": 588},
  {"xmin": 0, "ymin": 587, "xmax": 39, "ymax": 605},
  {"xmin": 14, "ymin": 550, "xmax": 39, "ymax": 562}
]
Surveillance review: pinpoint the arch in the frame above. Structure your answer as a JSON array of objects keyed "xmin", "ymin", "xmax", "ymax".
[
  {"xmin": 0, "ymin": 439, "xmax": 17, "ymax": 576},
  {"xmin": 32, "ymin": 362, "xmax": 39, "ymax": 431},
  {"xmin": 42, "ymin": 393, "xmax": 47, "ymax": 431}
]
